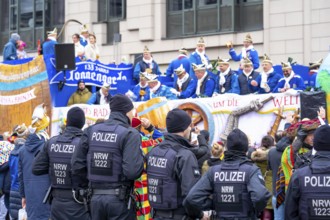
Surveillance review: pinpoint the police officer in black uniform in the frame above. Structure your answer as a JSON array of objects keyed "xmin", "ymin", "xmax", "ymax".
[
  {"xmin": 285, "ymin": 125, "xmax": 330, "ymax": 220},
  {"xmin": 32, "ymin": 107, "xmax": 90, "ymax": 220},
  {"xmin": 146, "ymin": 108, "xmax": 201, "ymax": 220},
  {"xmin": 184, "ymin": 129, "xmax": 271, "ymax": 220},
  {"xmin": 71, "ymin": 94, "xmax": 144, "ymax": 220}
]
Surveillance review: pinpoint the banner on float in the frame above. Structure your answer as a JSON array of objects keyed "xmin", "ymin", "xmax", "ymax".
[
  {"xmin": 0, "ymin": 56, "xmax": 51, "ymax": 133},
  {"xmin": 0, "ymin": 88, "xmax": 37, "ymax": 105},
  {"xmin": 51, "ymin": 93, "xmax": 301, "ymax": 146},
  {"xmin": 44, "ymin": 55, "xmax": 134, "ymax": 107}
]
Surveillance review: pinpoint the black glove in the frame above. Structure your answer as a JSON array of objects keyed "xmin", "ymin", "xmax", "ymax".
[
  {"xmin": 297, "ymin": 124, "xmax": 308, "ymax": 141},
  {"xmin": 146, "ymin": 124, "xmax": 155, "ymax": 132}
]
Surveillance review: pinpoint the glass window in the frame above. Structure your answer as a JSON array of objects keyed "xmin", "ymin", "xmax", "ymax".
[
  {"xmin": 10, "ymin": 2, "xmax": 17, "ymax": 30},
  {"xmin": 98, "ymin": 0, "xmax": 126, "ymax": 44},
  {"xmin": 108, "ymin": 0, "xmax": 123, "ymax": 19},
  {"xmin": 168, "ymin": 0, "xmax": 193, "ymax": 11},
  {"xmin": 237, "ymin": 0, "xmax": 263, "ymax": 31},
  {"xmin": 198, "ymin": 0, "xmax": 217, "ymax": 7},
  {"xmin": 166, "ymin": 0, "xmax": 263, "ymax": 38},
  {"xmin": 169, "ymin": 0, "xmax": 182, "ymax": 11},
  {"xmin": 219, "ymin": 2, "xmax": 233, "ymax": 32},
  {"xmin": 45, "ymin": 0, "xmax": 64, "ymax": 28},
  {"xmin": 167, "ymin": 12, "xmax": 182, "ymax": 38},
  {"xmin": 98, "ymin": 0, "xmax": 107, "ymax": 21},
  {"xmin": 1, "ymin": 0, "xmax": 9, "ymax": 32},
  {"xmin": 0, "ymin": 0, "xmax": 64, "ymax": 52},
  {"xmin": 20, "ymin": 0, "xmax": 33, "ymax": 28},
  {"xmin": 98, "ymin": 0, "xmax": 126, "ymax": 21},
  {"xmin": 183, "ymin": 10, "xmax": 194, "ymax": 35},
  {"xmin": 196, "ymin": 7, "xmax": 217, "ymax": 33}
]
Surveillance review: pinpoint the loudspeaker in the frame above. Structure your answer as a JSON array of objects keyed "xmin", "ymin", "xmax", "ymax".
[
  {"xmin": 300, "ymin": 91, "xmax": 327, "ymax": 119},
  {"xmin": 55, "ymin": 44, "xmax": 76, "ymax": 71}
]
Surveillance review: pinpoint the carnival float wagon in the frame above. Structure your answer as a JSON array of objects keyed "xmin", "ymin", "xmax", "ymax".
[{"xmin": 0, "ymin": 53, "xmax": 329, "ymax": 145}]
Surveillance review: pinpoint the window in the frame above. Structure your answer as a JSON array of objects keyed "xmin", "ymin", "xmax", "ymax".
[
  {"xmin": 166, "ymin": 0, "xmax": 263, "ymax": 38},
  {"xmin": 0, "ymin": 0, "xmax": 64, "ymax": 53},
  {"xmin": 98, "ymin": 0, "xmax": 126, "ymax": 44}
]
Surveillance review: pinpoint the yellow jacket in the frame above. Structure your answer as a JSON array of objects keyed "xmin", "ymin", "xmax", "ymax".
[{"xmin": 67, "ymin": 88, "xmax": 92, "ymax": 106}]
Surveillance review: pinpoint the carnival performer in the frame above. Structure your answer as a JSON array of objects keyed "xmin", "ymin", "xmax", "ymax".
[
  {"xmin": 42, "ymin": 28, "xmax": 57, "ymax": 57},
  {"xmin": 133, "ymin": 46, "xmax": 162, "ymax": 82},
  {"xmin": 166, "ymin": 47, "xmax": 191, "ymax": 87},
  {"xmin": 19, "ymin": 104, "xmax": 51, "ymax": 220},
  {"xmin": 79, "ymin": 24, "xmax": 89, "ymax": 47},
  {"xmin": 192, "ymin": 64, "xmax": 215, "ymax": 98},
  {"xmin": 146, "ymin": 73, "xmax": 178, "ymax": 100},
  {"xmin": 189, "ymin": 37, "xmax": 213, "ymax": 80},
  {"xmin": 132, "ymin": 117, "xmax": 163, "ymax": 220},
  {"xmin": 256, "ymin": 54, "xmax": 282, "ymax": 94},
  {"xmin": 273, "ymin": 62, "xmax": 306, "ymax": 93},
  {"xmin": 215, "ymin": 58, "xmax": 240, "ymax": 94},
  {"xmin": 170, "ymin": 64, "xmax": 196, "ymax": 99},
  {"xmin": 84, "ymin": 32, "xmax": 100, "ymax": 60},
  {"xmin": 228, "ymin": 33, "xmax": 260, "ymax": 72}
]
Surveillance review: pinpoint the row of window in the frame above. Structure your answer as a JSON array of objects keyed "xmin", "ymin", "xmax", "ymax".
[
  {"xmin": 0, "ymin": 0, "xmax": 65, "ymax": 51},
  {"xmin": 0, "ymin": 0, "xmax": 262, "ymax": 52}
]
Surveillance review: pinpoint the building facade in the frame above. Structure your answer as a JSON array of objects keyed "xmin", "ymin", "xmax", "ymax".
[{"xmin": 1, "ymin": 0, "xmax": 329, "ymax": 71}]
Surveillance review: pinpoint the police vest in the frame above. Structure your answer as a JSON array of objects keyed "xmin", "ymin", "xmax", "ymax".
[
  {"xmin": 298, "ymin": 165, "xmax": 330, "ymax": 220},
  {"xmin": 48, "ymin": 135, "xmax": 81, "ymax": 189},
  {"xmin": 146, "ymin": 144, "xmax": 181, "ymax": 210},
  {"xmin": 212, "ymin": 161, "xmax": 256, "ymax": 218},
  {"xmin": 87, "ymin": 123, "xmax": 126, "ymax": 184}
]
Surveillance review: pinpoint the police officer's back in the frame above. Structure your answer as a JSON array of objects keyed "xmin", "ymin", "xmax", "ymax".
[
  {"xmin": 71, "ymin": 94, "xmax": 144, "ymax": 220},
  {"xmin": 32, "ymin": 107, "xmax": 90, "ymax": 220},
  {"xmin": 184, "ymin": 129, "xmax": 271, "ymax": 220},
  {"xmin": 146, "ymin": 108, "xmax": 201, "ymax": 220},
  {"xmin": 285, "ymin": 125, "xmax": 330, "ymax": 220}
]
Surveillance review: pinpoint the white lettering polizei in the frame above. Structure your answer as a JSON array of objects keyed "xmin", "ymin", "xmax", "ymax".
[
  {"xmin": 91, "ymin": 132, "xmax": 117, "ymax": 142},
  {"xmin": 305, "ymin": 176, "xmax": 330, "ymax": 187},
  {"xmin": 148, "ymin": 156, "xmax": 167, "ymax": 168},
  {"xmin": 214, "ymin": 171, "xmax": 246, "ymax": 182},
  {"xmin": 50, "ymin": 144, "xmax": 75, "ymax": 153}
]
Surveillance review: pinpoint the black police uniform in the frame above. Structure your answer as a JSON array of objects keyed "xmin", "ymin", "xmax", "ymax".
[
  {"xmin": 294, "ymin": 150, "xmax": 313, "ymax": 170},
  {"xmin": 32, "ymin": 126, "xmax": 90, "ymax": 220},
  {"xmin": 184, "ymin": 152, "xmax": 271, "ymax": 220},
  {"xmin": 285, "ymin": 151, "xmax": 330, "ymax": 220},
  {"xmin": 146, "ymin": 133, "xmax": 201, "ymax": 220},
  {"xmin": 71, "ymin": 112, "xmax": 144, "ymax": 220}
]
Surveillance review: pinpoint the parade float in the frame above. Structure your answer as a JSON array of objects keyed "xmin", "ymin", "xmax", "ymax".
[{"xmin": 0, "ymin": 54, "xmax": 329, "ymax": 146}]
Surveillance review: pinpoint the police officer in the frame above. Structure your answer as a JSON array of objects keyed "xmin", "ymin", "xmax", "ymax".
[
  {"xmin": 146, "ymin": 108, "xmax": 201, "ymax": 219},
  {"xmin": 285, "ymin": 125, "xmax": 330, "ymax": 220},
  {"xmin": 71, "ymin": 94, "xmax": 144, "ymax": 220},
  {"xmin": 32, "ymin": 107, "xmax": 90, "ymax": 220},
  {"xmin": 184, "ymin": 129, "xmax": 271, "ymax": 220}
]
